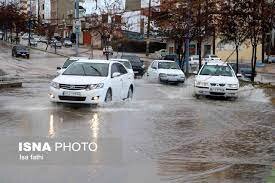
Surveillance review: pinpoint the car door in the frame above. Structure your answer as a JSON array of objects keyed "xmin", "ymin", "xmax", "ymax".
[
  {"xmin": 110, "ymin": 63, "xmax": 123, "ymax": 100},
  {"xmin": 117, "ymin": 63, "xmax": 131, "ymax": 99},
  {"xmin": 151, "ymin": 61, "xmax": 159, "ymax": 81},
  {"xmin": 147, "ymin": 61, "xmax": 158, "ymax": 81}
]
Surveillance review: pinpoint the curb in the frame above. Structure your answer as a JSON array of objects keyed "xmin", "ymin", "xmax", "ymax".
[{"xmin": 0, "ymin": 81, "xmax": 22, "ymax": 89}]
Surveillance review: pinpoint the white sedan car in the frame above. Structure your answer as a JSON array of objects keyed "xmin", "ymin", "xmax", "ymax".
[
  {"xmin": 194, "ymin": 62, "xmax": 241, "ymax": 99},
  {"xmin": 110, "ymin": 59, "xmax": 134, "ymax": 78},
  {"xmin": 203, "ymin": 54, "xmax": 221, "ymax": 62},
  {"xmin": 147, "ymin": 60, "xmax": 185, "ymax": 83},
  {"xmin": 49, "ymin": 59, "xmax": 134, "ymax": 104}
]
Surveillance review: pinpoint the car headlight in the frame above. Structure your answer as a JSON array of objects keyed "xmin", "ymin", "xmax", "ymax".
[
  {"xmin": 195, "ymin": 81, "xmax": 208, "ymax": 87},
  {"xmin": 159, "ymin": 73, "xmax": 167, "ymax": 77},
  {"xmin": 50, "ymin": 81, "xmax": 60, "ymax": 89},
  {"xmin": 179, "ymin": 74, "xmax": 185, "ymax": 78},
  {"xmin": 86, "ymin": 83, "xmax": 104, "ymax": 90},
  {"xmin": 228, "ymin": 84, "xmax": 238, "ymax": 88}
]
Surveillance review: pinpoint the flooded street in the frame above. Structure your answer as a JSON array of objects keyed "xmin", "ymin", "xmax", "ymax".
[{"xmin": 0, "ymin": 74, "xmax": 274, "ymax": 182}]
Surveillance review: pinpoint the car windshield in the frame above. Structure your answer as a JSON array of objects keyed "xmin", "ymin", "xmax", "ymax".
[
  {"xmin": 63, "ymin": 62, "xmax": 109, "ymax": 77},
  {"xmin": 62, "ymin": 59, "xmax": 78, "ymax": 68},
  {"xmin": 164, "ymin": 55, "xmax": 177, "ymax": 60},
  {"xmin": 119, "ymin": 61, "xmax": 132, "ymax": 69},
  {"xmin": 17, "ymin": 46, "xmax": 27, "ymax": 51},
  {"xmin": 158, "ymin": 62, "xmax": 180, "ymax": 70},
  {"xmin": 200, "ymin": 65, "xmax": 233, "ymax": 77},
  {"xmin": 192, "ymin": 56, "xmax": 199, "ymax": 60},
  {"xmin": 121, "ymin": 55, "xmax": 140, "ymax": 63}
]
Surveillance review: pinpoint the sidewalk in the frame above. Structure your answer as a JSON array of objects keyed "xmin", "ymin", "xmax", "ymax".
[{"xmin": 256, "ymin": 64, "xmax": 275, "ymax": 86}]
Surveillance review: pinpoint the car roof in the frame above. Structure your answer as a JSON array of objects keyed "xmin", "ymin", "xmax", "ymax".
[
  {"xmin": 205, "ymin": 61, "xmax": 227, "ymax": 66},
  {"xmin": 110, "ymin": 59, "xmax": 129, "ymax": 62},
  {"xmin": 155, "ymin": 60, "xmax": 175, "ymax": 63},
  {"xmin": 68, "ymin": 57, "xmax": 88, "ymax": 60},
  {"xmin": 76, "ymin": 59, "xmax": 112, "ymax": 64}
]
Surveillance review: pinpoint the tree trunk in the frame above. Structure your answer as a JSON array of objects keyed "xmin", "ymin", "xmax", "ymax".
[
  {"xmin": 251, "ymin": 45, "xmax": 257, "ymax": 82},
  {"xmin": 261, "ymin": 32, "xmax": 265, "ymax": 63},
  {"xmin": 236, "ymin": 45, "xmax": 239, "ymax": 74},
  {"xmin": 198, "ymin": 40, "xmax": 202, "ymax": 70},
  {"xmin": 212, "ymin": 28, "xmax": 216, "ymax": 55}
]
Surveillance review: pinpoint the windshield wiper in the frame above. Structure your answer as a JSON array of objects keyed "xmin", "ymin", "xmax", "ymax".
[{"xmin": 89, "ymin": 66, "xmax": 102, "ymax": 76}]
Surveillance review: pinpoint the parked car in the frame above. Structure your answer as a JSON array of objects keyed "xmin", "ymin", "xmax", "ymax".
[
  {"xmin": 50, "ymin": 40, "xmax": 62, "ymax": 48},
  {"xmin": 103, "ymin": 46, "xmax": 114, "ymax": 55},
  {"xmin": 39, "ymin": 37, "xmax": 48, "ymax": 44},
  {"xmin": 189, "ymin": 55, "xmax": 200, "ymax": 65},
  {"xmin": 147, "ymin": 60, "xmax": 185, "ymax": 84},
  {"xmin": 265, "ymin": 55, "xmax": 275, "ymax": 63},
  {"xmin": 49, "ymin": 59, "xmax": 135, "ymax": 104},
  {"xmin": 203, "ymin": 54, "xmax": 221, "ymax": 62},
  {"xmin": 29, "ymin": 39, "xmax": 38, "ymax": 47},
  {"xmin": 21, "ymin": 33, "xmax": 29, "ymax": 40},
  {"xmin": 57, "ymin": 57, "xmax": 84, "ymax": 74},
  {"xmin": 121, "ymin": 55, "xmax": 145, "ymax": 76},
  {"xmin": 110, "ymin": 58, "xmax": 134, "ymax": 78},
  {"xmin": 63, "ymin": 39, "xmax": 73, "ymax": 47},
  {"xmin": 229, "ymin": 63, "xmax": 257, "ymax": 80},
  {"xmin": 194, "ymin": 61, "xmax": 241, "ymax": 99},
  {"xmin": 12, "ymin": 45, "xmax": 30, "ymax": 59},
  {"xmin": 154, "ymin": 49, "xmax": 168, "ymax": 59},
  {"xmin": 32, "ymin": 34, "xmax": 40, "ymax": 42}
]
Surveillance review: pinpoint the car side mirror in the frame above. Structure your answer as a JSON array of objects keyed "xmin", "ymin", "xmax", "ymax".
[
  {"xmin": 236, "ymin": 73, "xmax": 242, "ymax": 78},
  {"xmin": 112, "ymin": 72, "xmax": 121, "ymax": 78},
  {"xmin": 57, "ymin": 67, "xmax": 61, "ymax": 70},
  {"xmin": 193, "ymin": 70, "xmax": 198, "ymax": 75}
]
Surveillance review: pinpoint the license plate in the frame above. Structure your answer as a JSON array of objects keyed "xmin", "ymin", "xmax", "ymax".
[
  {"xmin": 134, "ymin": 71, "xmax": 139, "ymax": 74},
  {"xmin": 210, "ymin": 87, "xmax": 225, "ymax": 92},
  {"xmin": 21, "ymin": 53, "xmax": 26, "ymax": 56},
  {"xmin": 63, "ymin": 91, "xmax": 81, "ymax": 97},
  {"xmin": 168, "ymin": 77, "xmax": 177, "ymax": 81}
]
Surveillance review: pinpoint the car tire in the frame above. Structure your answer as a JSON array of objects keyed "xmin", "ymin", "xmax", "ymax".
[
  {"xmin": 195, "ymin": 94, "xmax": 201, "ymax": 99},
  {"xmin": 26, "ymin": 55, "xmax": 29, "ymax": 59},
  {"xmin": 105, "ymin": 89, "xmax": 112, "ymax": 103},
  {"xmin": 127, "ymin": 86, "xmax": 133, "ymax": 99}
]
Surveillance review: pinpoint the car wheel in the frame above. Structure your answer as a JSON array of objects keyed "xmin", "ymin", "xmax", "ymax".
[
  {"xmin": 105, "ymin": 89, "xmax": 112, "ymax": 103},
  {"xmin": 26, "ymin": 55, "xmax": 30, "ymax": 59},
  {"xmin": 195, "ymin": 94, "xmax": 201, "ymax": 99},
  {"xmin": 127, "ymin": 86, "xmax": 133, "ymax": 99}
]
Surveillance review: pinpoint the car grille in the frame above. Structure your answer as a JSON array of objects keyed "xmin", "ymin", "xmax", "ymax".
[
  {"xmin": 210, "ymin": 92, "xmax": 225, "ymax": 96},
  {"xmin": 59, "ymin": 84, "xmax": 88, "ymax": 90},
  {"xmin": 167, "ymin": 74, "xmax": 178, "ymax": 77},
  {"xmin": 59, "ymin": 96, "xmax": 86, "ymax": 101},
  {"xmin": 210, "ymin": 83, "xmax": 226, "ymax": 87}
]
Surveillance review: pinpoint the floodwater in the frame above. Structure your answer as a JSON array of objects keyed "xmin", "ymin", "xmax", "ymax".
[{"xmin": 0, "ymin": 77, "xmax": 273, "ymax": 183}]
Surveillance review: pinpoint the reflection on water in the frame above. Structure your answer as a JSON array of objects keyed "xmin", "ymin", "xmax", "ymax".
[
  {"xmin": 90, "ymin": 113, "xmax": 99, "ymax": 139},
  {"xmin": 48, "ymin": 114, "xmax": 55, "ymax": 137}
]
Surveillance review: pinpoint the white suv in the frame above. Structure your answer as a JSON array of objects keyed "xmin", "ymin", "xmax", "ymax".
[{"xmin": 194, "ymin": 62, "xmax": 240, "ymax": 99}]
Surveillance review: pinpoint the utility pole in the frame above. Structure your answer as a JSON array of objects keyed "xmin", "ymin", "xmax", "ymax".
[
  {"xmin": 75, "ymin": 0, "xmax": 80, "ymax": 56},
  {"xmin": 184, "ymin": 0, "xmax": 191, "ymax": 75},
  {"xmin": 146, "ymin": 0, "xmax": 151, "ymax": 56},
  {"xmin": 28, "ymin": 0, "xmax": 32, "ymax": 46}
]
